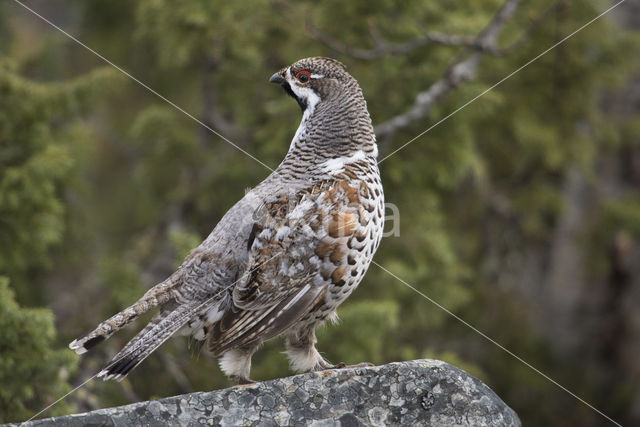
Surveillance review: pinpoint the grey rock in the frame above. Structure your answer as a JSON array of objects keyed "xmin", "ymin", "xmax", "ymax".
[{"xmin": 14, "ymin": 360, "xmax": 520, "ymax": 426}]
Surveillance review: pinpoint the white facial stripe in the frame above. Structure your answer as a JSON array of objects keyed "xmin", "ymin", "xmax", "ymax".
[
  {"xmin": 287, "ymin": 68, "xmax": 322, "ymax": 152},
  {"xmin": 287, "ymin": 69, "xmax": 321, "ymax": 111},
  {"xmin": 310, "ymin": 74, "xmax": 324, "ymax": 79}
]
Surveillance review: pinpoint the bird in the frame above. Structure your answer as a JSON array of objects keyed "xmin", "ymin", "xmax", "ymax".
[{"xmin": 69, "ymin": 57, "xmax": 385, "ymax": 384}]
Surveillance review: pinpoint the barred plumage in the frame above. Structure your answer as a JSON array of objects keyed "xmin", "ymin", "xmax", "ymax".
[{"xmin": 70, "ymin": 57, "xmax": 384, "ymax": 384}]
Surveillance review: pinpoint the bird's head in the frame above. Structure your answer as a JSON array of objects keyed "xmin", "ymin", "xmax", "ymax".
[
  {"xmin": 269, "ymin": 57, "xmax": 356, "ymax": 113},
  {"xmin": 269, "ymin": 57, "xmax": 376, "ymax": 159}
]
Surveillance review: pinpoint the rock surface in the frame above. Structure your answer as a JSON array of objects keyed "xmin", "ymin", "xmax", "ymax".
[{"xmin": 18, "ymin": 359, "xmax": 520, "ymax": 426}]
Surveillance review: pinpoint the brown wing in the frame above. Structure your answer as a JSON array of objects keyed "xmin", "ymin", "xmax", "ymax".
[{"xmin": 208, "ymin": 179, "xmax": 368, "ymax": 354}]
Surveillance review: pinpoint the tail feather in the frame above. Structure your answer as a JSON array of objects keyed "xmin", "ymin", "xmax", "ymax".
[
  {"xmin": 97, "ymin": 299, "xmax": 205, "ymax": 381},
  {"xmin": 69, "ymin": 278, "xmax": 176, "ymax": 355}
]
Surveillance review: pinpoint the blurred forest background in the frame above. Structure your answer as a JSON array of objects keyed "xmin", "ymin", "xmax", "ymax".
[{"xmin": 1, "ymin": 0, "xmax": 639, "ymax": 425}]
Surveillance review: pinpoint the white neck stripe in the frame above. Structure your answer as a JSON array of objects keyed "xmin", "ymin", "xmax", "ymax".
[{"xmin": 287, "ymin": 68, "xmax": 321, "ymax": 153}]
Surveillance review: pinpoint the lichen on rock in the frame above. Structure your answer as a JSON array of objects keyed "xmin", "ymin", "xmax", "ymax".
[{"xmin": 17, "ymin": 359, "xmax": 520, "ymax": 426}]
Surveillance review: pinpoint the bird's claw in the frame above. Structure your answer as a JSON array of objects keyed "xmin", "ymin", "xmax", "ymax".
[
  {"xmin": 318, "ymin": 361, "xmax": 374, "ymax": 370},
  {"xmin": 230, "ymin": 375, "xmax": 256, "ymax": 385}
]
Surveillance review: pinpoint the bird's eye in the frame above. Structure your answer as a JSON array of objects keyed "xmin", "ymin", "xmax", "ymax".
[{"xmin": 295, "ymin": 70, "xmax": 311, "ymax": 83}]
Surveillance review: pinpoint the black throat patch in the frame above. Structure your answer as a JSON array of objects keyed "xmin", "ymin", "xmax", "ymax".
[{"xmin": 281, "ymin": 82, "xmax": 307, "ymax": 112}]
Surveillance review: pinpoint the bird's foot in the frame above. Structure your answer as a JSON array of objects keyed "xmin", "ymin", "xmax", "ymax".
[
  {"xmin": 336, "ymin": 362, "xmax": 375, "ymax": 369},
  {"xmin": 316, "ymin": 360, "xmax": 374, "ymax": 370},
  {"xmin": 230, "ymin": 375, "xmax": 256, "ymax": 385}
]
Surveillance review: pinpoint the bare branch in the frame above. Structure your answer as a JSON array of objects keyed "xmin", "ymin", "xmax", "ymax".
[
  {"xmin": 374, "ymin": 0, "xmax": 525, "ymax": 141},
  {"xmin": 309, "ymin": 0, "xmax": 562, "ymax": 62},
  {"xmin": 307, "ymin": 22, "xmax": 426, "ymax": 60},
  {"xmin": 307, "ymin": 0, "xmax": 562, "ymax": 145},
  {"xmin": 374, "ymin": 54, "xmax": 483, "ymax": 140},
  {"xmin": 307, "ymin": 18, "xmax": 496, "ymax": 60},
  {"xmin": 498, "ymin": 0, "xmax": 565, "ymax": 54},
  {"xmin": 476, "ymin": 0, "xmax": 524, "ymax": 47}
]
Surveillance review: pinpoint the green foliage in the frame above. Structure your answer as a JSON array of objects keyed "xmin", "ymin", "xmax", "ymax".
[
  {"xmin": 1, "ymin": 1, "xmax": 639, "ymax": 425},
  {"xmin": 0, "ymin": 277, "xmax": 77, "ymax": 422},
  {"xmin": 0, "ymin": 62, "xmax": 121, "ymax": 303},
  {"xmin": 599, "ymin": 198, "xmax": 640, "ymax": 238},
  {"xmin": 0, "ymin": 20, "xmax": 121, "ymax": 421},
  {"xmin": 587, "ymin": 197, "xmax": 640, "ymax": 275},
  {"xmin": 318, "ymin": 300, "xmax": 399, "ymax": 366},
  {"xmin": 168, "ymin": 229, "xmax": 202, "ymax": 266}
]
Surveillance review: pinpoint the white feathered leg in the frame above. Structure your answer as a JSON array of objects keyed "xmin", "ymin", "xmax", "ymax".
[
  {"xmin": 285, "ymin": 324, "xmax": 334, "ymax": 372},
  {"xmin": 218, "ymin": 343, "xmax": 260, "ymax": 384},
  {"xmin": 286, "ymin": 320, "xmax": 374, "ymax": 372}
]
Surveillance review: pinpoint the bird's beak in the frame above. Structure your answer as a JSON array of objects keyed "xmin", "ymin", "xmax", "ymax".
[{"xmin": 269, "ymin": 72, "xmax": 285, "ymax": 84}]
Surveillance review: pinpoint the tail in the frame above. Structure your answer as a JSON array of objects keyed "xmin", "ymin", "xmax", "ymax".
[
  {"xmin": 69, "ymin": 278, "xmax": 176, "ymax": 355},
  {"xmin": 97, "ymin": 299, "xmax": 204, "ymax": 381}
]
